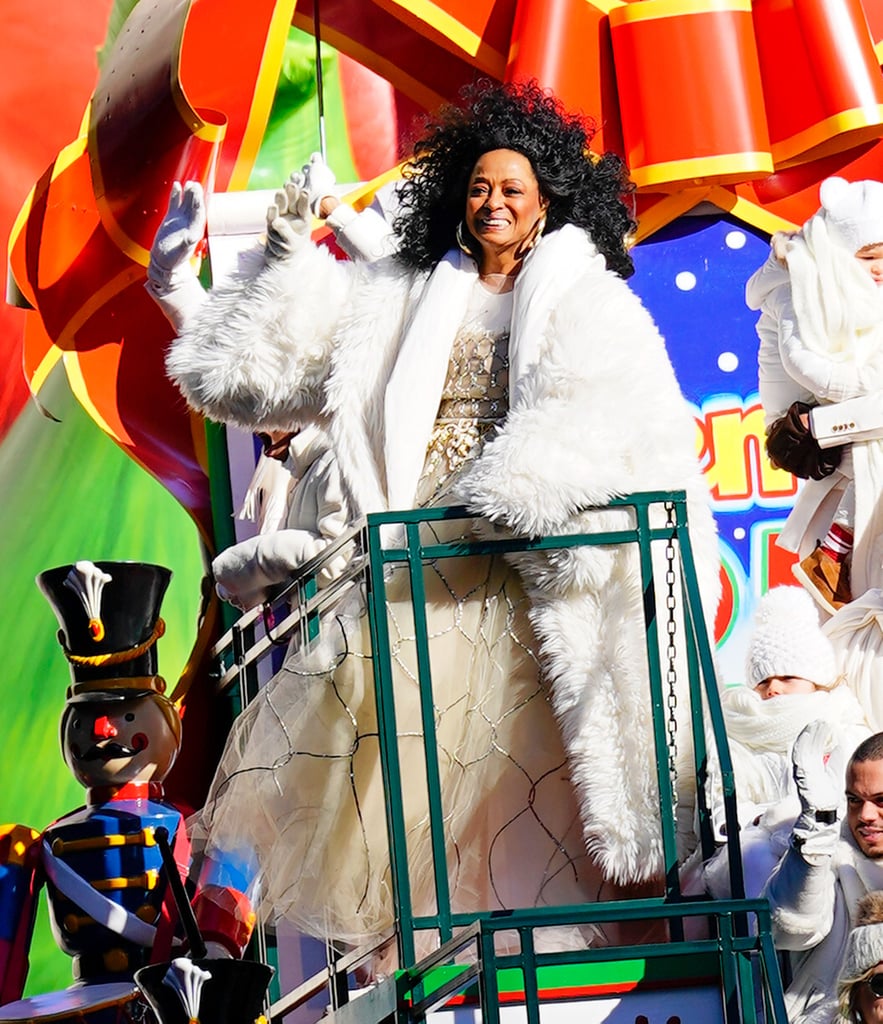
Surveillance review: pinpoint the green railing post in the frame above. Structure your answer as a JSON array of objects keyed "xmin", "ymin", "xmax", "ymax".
[
  {"xmin": 479, "ymin": 927, "xmax": 501, "ymax": 1024},
  {"xmin": 634, "ymin": 497, "xmax": 681, "ymax": 896},
  {"xmin": 365, "ymin": 519, "xmax": 417, "ymax": 968},
  {"xmin": 519, "ymin": 927, "xmax": 541, "ymax": 1024},
  {"xmin": 677, "ymin": 509, "xmax": 745, "ymax": 900},
  {"xmin": 401, "ymin": 521, "xmax": 455, "ymax": 944}
]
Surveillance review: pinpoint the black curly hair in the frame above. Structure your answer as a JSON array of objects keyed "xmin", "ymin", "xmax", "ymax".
[{"xmin": 392, "ymin": 78, "xmax": 636, "ymax": 279}]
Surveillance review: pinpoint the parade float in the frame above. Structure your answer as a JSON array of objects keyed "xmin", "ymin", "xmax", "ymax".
[{"xmin": 6, "ymin": 0, "xmax": 883, "ymax": 1020}]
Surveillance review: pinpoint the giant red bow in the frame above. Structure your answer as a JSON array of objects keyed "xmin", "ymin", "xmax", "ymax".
[{"xmin": 9, "ymin": 0, "xmax": 883, "ymax": 539}]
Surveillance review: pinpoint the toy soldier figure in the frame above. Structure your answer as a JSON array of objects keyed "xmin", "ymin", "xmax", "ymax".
[{"xmin": 0, "ymin": 561, "xmax": 258, "ymax": 1024}]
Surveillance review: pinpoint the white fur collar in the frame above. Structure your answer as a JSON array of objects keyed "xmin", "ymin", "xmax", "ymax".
[{"xmin": 382, "ymin": 226, "xmax": 605, "ymax": 510}]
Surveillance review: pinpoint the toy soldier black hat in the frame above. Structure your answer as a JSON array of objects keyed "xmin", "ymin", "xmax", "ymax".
[
  {"xmin": 134, "ymin": 957, "xmax": 274, "ymax": 1024},
  {"xmin": 37, "ymin": 560, "xmax": 172, "ymax": 702}
]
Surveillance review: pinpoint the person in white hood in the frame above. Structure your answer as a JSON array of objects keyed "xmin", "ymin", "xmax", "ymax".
[{"xmin": 746, "ymin": 177, "xmax": 883, "ymax": 615}]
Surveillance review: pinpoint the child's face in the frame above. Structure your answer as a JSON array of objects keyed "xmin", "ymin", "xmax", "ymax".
[
  {"xmin": 855, "ymin": 243, "xmax": 883, "ymax": 286},
  {"xmin": 754, "ymin": 675, "xmax": 818, "ymax": 699}
]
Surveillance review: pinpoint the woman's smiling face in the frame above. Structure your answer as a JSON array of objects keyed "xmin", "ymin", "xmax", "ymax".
[{"xmin": 464, "ymin": 149, "xmax": 547, "ymax": 273}]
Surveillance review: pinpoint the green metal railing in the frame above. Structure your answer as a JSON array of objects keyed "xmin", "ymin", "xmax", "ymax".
[
  {"xmin": 388, "ymin": 896, "xmax": 786, "ymax": 1024},
  {"xmin": 211, "ymin": 491, "xmax": 788, "ymax": 1023}
]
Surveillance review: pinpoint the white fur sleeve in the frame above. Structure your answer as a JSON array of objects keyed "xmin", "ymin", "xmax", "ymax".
[
  {"xmin": 459, "ymin": 271, "xmax": 706, "ymax": 536},
  {"xmin": 326, "ymin": 205, "xmax": 395, "ymax": 262},
  {"xmin": 165, "ymin": 243, "xmax": 353, "ymax": 432}
]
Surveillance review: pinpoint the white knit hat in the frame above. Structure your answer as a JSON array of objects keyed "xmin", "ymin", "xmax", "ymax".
[
  {"xmin": 842, "ymin": 892, "xmax": 883, "ymax": 978},
  {"xmin": 745, "ymin": 586, "xmax": 837, "ymax": 688},
  {"xmin": 819, "ymin": 176, "xmax": 883, "ymax": 253}
]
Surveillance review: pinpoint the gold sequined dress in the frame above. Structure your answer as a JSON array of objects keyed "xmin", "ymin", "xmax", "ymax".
[{"xmin": 196, "ymin": 281, "xmax": 604, "ymax": 955}]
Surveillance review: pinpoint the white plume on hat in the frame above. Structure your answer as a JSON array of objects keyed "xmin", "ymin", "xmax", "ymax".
[
  {"xmin": 745, "ymin": 586, "xmax": 837, "ymax": 688},
  {"xmin": 819, "ymin": 176, "xmax": 883, "ymax": 254},
  {"xmin": 842, "ymin": 892, "xmax": 883, "ymax": 978}
]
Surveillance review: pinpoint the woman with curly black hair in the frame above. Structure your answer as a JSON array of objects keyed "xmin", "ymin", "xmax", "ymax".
[
  {"xmin": 151, "ymin": 77, "xmax": 720, "ymax": 959},
  {"xmin": 392, "ymin": 78, "xmax": 635, "ymax": 278}
]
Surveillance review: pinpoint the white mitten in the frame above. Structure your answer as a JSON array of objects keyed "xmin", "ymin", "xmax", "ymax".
[
  {"xmin": 265, "ymin": 176, "xmax": 312, "ymax": 260},
  {"xmin": 771, "ymin": 229, "xmax": 797, "ymax": 267},
  {"xmin": 791, "ymin": 720, "xmax": 844, "ymax": 862},
  {"xmin": 212, "ymin": 530, "xmax": 316, "ymax": 610},
  {"xmin": 300, "ymin": 152, "xmax": 337, "ymax": 216},
  {"xmin": 147, "ymin": 181, "xmax": 207, "ymax": 290}
]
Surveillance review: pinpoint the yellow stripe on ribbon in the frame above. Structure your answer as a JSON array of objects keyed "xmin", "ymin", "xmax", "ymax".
[
  {"xmin": 633, "ymin": 188, "xmax": 713, "ymax": 244},
  {"xmin": 300, "ymin": 21, "xmax": 451, "ymax": 113},
  {"xmin": 225, "ymin": 0, "xmax": 297, "ymax": 191},
  {"xmin": 772, "ymin": 105, "xmax": 883, "ymax": 167},
  {"xmin": 611, "ymin": 0, "xmax": 752, "ymax": 24},
  {"xmin": 379, "ymin": 0, "xmax": 506, "ymax": 72},
  {"xmin": 631, "ymin": 152, "xmax": 775, "ymax": 191},
  {"xmin": 708, "ymin": 187, "xmax": 800, "ymax": 235}
]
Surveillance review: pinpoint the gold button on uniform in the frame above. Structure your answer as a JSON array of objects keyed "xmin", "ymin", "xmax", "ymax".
[{"xmin": 103, "ymin": 949, "xmax": 129, "ymax": 972}]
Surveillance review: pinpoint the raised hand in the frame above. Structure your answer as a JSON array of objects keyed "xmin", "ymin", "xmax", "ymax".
[
  {"xmin": 148, "ymin": 181, "xmax": 207, "ymax": 286},
  {"xmin": 265, "ymin": 175, "xmax": 312, "ymax": 261},
  {"xmin": 791, "ymin": 720, "xmax": 844, "ymax": 861}
]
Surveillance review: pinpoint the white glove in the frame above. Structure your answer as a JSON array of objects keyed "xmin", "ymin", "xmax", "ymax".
[
  {"xmin": 212, "ymin": 529, "xmax": 345, "ymax": 611},
  {"xmin": 771, "ymin": 230, "xmax": 797, "ymax": 267},
  {"xmin": 300, "ymin": 152, "xmax": 337, "ymax": 216},
  {"xmin": 265, "ymin": 175, "xmax": 312, "ymax": 260},
  {"xmin": 791, "ymin": 720, "xmax": 844, "ymax": 862},
  {"xmin": 147, "ymin": 181, "xmax": 206, "ymax": 289}
]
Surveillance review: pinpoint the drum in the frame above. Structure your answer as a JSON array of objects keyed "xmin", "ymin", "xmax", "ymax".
[{"xmin": 0, "ymin": 982, "xmax": 151, "ymax": 1024}]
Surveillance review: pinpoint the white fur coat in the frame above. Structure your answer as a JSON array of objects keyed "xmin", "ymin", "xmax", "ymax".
[{"xmin": 168, "ymin": 227, "xmax": 721, "ymax": 885}]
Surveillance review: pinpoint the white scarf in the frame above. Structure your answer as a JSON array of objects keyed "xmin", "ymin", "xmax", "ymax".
[
  {"xmin": 824, "ymin": 589, "xmax": 883, "ymax": 730},
  {"xmin": 787, "ymin": 213, "xmax": 883, "ymax": 363},
  {"xmin": 723, "ymin": 684, "xmax": 867, "ymax": 755},
  {"xmin": 723, "ymin": 684, "xmax": 870, "ymax": 805},
  {"xmin": 382, "ymin": 225, "xmax": 605, "ymax": 510}
]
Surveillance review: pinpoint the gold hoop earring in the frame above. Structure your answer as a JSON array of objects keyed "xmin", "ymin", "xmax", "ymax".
[
  {"xmin": 516, "ymin": 214, "xmax": 547, "ymax": 260},
  {"xmin": 456, "ymin": 220, "xmax": 474, "ymax": 256}
]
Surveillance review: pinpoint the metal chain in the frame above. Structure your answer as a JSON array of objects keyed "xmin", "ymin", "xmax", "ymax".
[{"xmin": 664, "ymin": 501, "xmax": 679, "ymax": 797}]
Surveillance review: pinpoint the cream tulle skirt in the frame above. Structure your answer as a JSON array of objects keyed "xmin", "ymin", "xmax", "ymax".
[{"xmin": 192, "ymin": 525, "xmax": 604, "ymax": 951}]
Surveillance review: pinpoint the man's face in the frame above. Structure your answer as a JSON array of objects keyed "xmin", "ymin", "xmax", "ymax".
[
  {"xmin": 62, "ymin": 696, "xmax": 179, "ymax": 789},
  {"xmin": 847, "ymin": 758, "xmax": 883, "ymax": 857},
  {"xmin": 855, "ymin": 963, "xmax": 883, "ymax": 1023}
]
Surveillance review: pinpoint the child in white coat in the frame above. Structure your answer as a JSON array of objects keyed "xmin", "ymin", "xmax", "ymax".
[{"xmin": 746, "ymin": 177, "xmax": 883, "ymax": 614}]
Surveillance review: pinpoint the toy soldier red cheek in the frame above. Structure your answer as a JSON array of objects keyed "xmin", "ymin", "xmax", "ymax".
[{"xmin": 132, "ymin": 733, "xmax": 148, "ymax": 751}]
